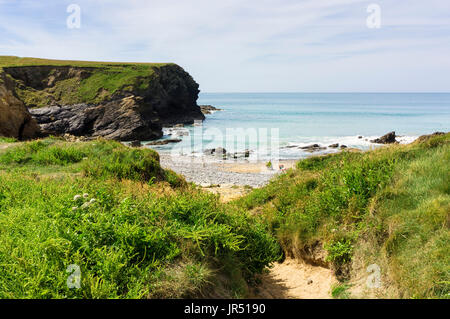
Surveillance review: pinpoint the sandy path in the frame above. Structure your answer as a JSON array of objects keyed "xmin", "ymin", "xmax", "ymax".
[
  {"xmin": 162, "ymin": 155, "xmax": 337, "ymax": 298},
  {"xmin": 250, "ymin": 259, "xmax": 336, "ymax": 299}
]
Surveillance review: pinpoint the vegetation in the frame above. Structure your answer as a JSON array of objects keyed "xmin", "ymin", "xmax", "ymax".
[
  {"xmin": 233, "ymin": 133, "xmax": 449, "ymax": 298},
  {"xmin": 0, "ymin": 137, "xmax": 17, "ymax": 143},
  {"xmin": 0, "ymin": 138, "xmax": 281, "ymax": 298},
  {"xmin": 0, "ymin": 133, "xmax": 448, "ymax": 299},
  {"xmin": 0, "ymin": 56, "xmax": 173, "ymax": 108},
  {"xmin": 331, "ymin": 283, "xmax": 352, "ymax": 299}
]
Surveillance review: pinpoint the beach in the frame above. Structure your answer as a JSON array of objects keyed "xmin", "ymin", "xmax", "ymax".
[
  {"xmin": 160, "ymin": 154, "xmax": 297, "ymax": 187},
  {"xmin": 160, "ymin": 154, "xmax": 297, "ymax": 201}
]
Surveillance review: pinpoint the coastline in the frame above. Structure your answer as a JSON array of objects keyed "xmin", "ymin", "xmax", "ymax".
[{"xmin": 154, "ymin": 132, "xmax": 419, "ymax": 189}]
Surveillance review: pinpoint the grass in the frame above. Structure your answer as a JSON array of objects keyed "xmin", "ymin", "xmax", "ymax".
[
  {"xmin": 0, "ymin": 137, "xmax": 17, "ymax": 143},
  {"xmin": 0, "ymin": 138, "xmax": 281, "ymax": 298},
  {"xmin": 0, "ymin": 132, "xmax": 447, "ymax": 299},
  {"xmin": 331, "ymin": 283, "xmax": 352, "ymax": 299},
  {"xmin": 233, "ymin": 133, "xmax": 449, "ymax": 298},
  {"xmin": 0, "ymin": 56, "xmax": 174, "ymax": 108}
]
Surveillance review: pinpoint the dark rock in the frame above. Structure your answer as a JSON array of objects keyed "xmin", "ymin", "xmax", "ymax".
[
  {"xmin": 200, "ymin": 105, "xmax": 222, "ymax": 115},
  {"xmin": 340, "ymin": 145, "xmax": 347, "ymax": 149},
  {"xmin": 300, "ymin": 144, "xmax": 326, "ymax": 152},
  {"xmin": 230, "ymin": 149, "xmax": 251, "ymax": 159},
  {"xmin": 203, "ymin": 147, "xmax": 228, "ymax": 158},
  {"xmin": 146, "ymin": 139, "xmax": 182, "ymax": 146},
  {"xmin": 370, "ymin": 131, "xmax": 397, "ymax": 144},
  {"xmin": 328, "ymin": 143, "xmax": 339, "ymax": 148},
  {"xmin": 130, "ymin": 140, "xmax": 142, "ymax": 147},
  {"xmin": 300, "ymin": 144, "xmax": 320, "ymax": 149},
  {"xmin": 358, "ymin": 136, "xmax": 363, "ymax": 139}
]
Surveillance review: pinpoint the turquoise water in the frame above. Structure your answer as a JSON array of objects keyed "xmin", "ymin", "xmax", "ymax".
[{"xmin": 149, "ymin": 93, "xmax": 450, "ymax": 160}]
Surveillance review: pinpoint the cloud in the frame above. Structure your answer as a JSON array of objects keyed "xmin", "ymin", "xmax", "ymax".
[{"xmin": 0, "ymin": 0, "xmax": 449, "ymax": 92}]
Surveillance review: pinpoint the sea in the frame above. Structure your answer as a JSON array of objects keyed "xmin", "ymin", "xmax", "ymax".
[{"xmin": 147, "ymin": 93, "xmax": 450, "ymax": 160}]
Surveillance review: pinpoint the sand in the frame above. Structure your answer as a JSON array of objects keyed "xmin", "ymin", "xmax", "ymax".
[{"xmin": 250, "ymin": 259, "xmax": 337, "ymax": 299}]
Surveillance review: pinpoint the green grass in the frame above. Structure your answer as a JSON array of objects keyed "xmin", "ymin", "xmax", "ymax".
[
  {"xmin": 0, "ymin": 138, "xmax": 281, "ymax": 298},
  {"xmin": 0, "ymin": 56, "xmax": 170, "ymax": 69},
  {"xmin": 233, "ymin": 133, "xmax": 450, "ymax": 298},
  {"xmin": 0, "ymin": 137, "xmax": 17, "ymax": 143},
  {"xmin": 0, "ymin": 56, "xmax": 174, "ymax": 108},
  {"xmin": 331, "ymin": 283, "xmax": 352, "ymax": 299}
]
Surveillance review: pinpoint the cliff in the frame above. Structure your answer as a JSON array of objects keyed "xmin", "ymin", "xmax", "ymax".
[
  {"xmin": 0, "ymin": 71, "xmax": 41, "ymax": 139},
  {"xmin": 0, "ymin": 56, "xmax": 204, "ymax": 140}
]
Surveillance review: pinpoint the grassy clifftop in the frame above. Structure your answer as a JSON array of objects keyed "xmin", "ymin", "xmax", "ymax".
[
  {"xmin": 0, "ymin": 56, "xmax": 174, "ymax": 108},
  {"xmin": 0, "ymin": 56, "xmax": 170, "ymax": 68}
]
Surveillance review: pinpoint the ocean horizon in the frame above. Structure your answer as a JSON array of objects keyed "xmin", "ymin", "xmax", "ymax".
[{"xmin": 148, "ymin": 92, "xmax": 450, "ymax": 160}]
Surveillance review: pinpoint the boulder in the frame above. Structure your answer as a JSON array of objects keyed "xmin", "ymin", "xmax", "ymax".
[
  {"xmin": 130, "ymin": 140, "xmax": 142, "ymax": 147},
  {"xmin": 300, "ymin": 144, "xmax": 326, "ymax": 153},
  {"xmin": 370, "ymin": 131, "xmax": 397, "ymax": 144},
  {"xmin": 200, "ymin": 105, "xmax": 222, "ymax": 115},
  {"xmin": 328, "ymin": 143, "xmax": 339, "ymax": 148},
  {"xmin": 146, "ymin": 139, "xmax": 182, "ymax": 146}
]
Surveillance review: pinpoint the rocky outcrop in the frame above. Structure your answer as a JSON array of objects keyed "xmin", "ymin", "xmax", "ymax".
[
  {"xmin": 300, "ymin": 144, "xmax": 326, "ymax": 153},
  {"xmin": 29, "ymin": 99, "xmax": 163, "ymax": 141},
  {"xmin": 2, "ymin": 63, "xmax": 204, "ymax": 141},
  {"xmin": 370, "ymin": 131, "xmax": 397, "ymax": 144},
  {"xmin": 200, "ymin": 105, "xmax": 222, "ymax": 115},
  {"xmin": 146, "ymin": 139, "xmax": 182, "ymax": 146},
  {"xmin": 0, "ymin": 72, "xmax": 40, "ymax": 139}
]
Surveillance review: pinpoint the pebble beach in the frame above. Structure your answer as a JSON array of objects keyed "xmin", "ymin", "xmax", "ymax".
[{"xmin": 159, "ymin": 154, "xmax": 297, "ymax": 188}]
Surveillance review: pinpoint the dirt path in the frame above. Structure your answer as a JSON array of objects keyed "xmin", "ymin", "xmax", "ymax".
[
  {"xmin": 200, "ymin": 162, "xmax": 337, "ymax": 299},
  {"xmin": 250, "ymin": 258, "xmax": 337, "ymax": 299}
]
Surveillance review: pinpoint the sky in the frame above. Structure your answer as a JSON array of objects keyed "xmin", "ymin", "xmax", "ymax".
[{"xmin": 0, "ymin": 0, "xmax": 449, "ymax": 92}]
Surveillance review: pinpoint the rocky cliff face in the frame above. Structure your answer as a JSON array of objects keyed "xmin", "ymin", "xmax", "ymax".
[
  {"xmin": 1, "ymin": 62, "xmax": 204, "ymax": 141},
  {"xmin": 0, "ymin": 71, "xmax": 41, "ymax": 139}
]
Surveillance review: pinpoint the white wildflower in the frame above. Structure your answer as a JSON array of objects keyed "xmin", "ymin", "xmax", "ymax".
[{"xmin": 81, "ymin": 202, "xmax": 91, "ymax": 209}]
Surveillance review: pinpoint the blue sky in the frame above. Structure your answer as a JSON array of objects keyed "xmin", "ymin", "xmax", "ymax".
[{"xmin": 0, "ymin": 0, "xmax": 449, "ymax": 92}]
